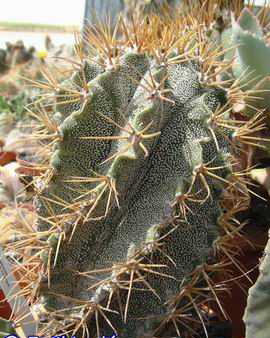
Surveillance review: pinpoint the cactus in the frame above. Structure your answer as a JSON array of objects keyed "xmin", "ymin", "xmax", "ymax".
[
  {"xmin": 232, "ymin": 6, "xmax": 270, "ymax": 338},
  {"xmin": 244, "ymin": 232, "xmax": 270, "ymax": 338},
  {"xmin": 36, "ymin": 55, "xmax": 232, "ymax": 337},
  {"xmin": 216, "ymin": 7, "xmax": 270, "ymax": 116},
  {"xmin": 231, "ymin": 8, "xmax": 268, "ymax": 87},
  {"xmin": 4, "ymin": 3, "xmax": 269, "ymax": 338}
]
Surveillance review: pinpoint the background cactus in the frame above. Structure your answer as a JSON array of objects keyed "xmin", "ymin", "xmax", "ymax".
[
  {"xmin": 204, "ymin": 5, "xmax": 270, "ymax": 118},
  {"xmin": 229, "ymin": 7, "xmax": 270, "ymax": 116},
  {"xmin": 244, "ymin": 230, "xmax": 270, "ymax": 338},
  {"xmin": 228, "ymin": 4, "xmax": 270, "ymax": 338},
  {"xmin": 3, "ymin": 2, "xmax": 270, "ymax": 338}
]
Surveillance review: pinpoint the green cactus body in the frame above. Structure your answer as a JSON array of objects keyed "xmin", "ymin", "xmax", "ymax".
[
  {"xmin": 31, "ymin": 40, "xmax": 235, "ymax": 337},
  {"xmin": 244, "ymin": 233, "xmax": 270, "ymax": 338},
  {"xmin": 229, "ymin": 8, "xmax": 270, "ymax": 115}
]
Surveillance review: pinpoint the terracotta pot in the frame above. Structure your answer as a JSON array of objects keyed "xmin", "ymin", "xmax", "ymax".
[
  {"xmin": 0, "ymin": 152, "xmax": 16, "ymax": 166},
  {"xmin": 0, "ymin": 289, "xmax": 12, "ymax": 319}
]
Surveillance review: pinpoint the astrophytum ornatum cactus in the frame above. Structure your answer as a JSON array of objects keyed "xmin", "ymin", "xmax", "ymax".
[{"xmin": 7, "ymin": 8, "xmax": 259, "ymax": 338}]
